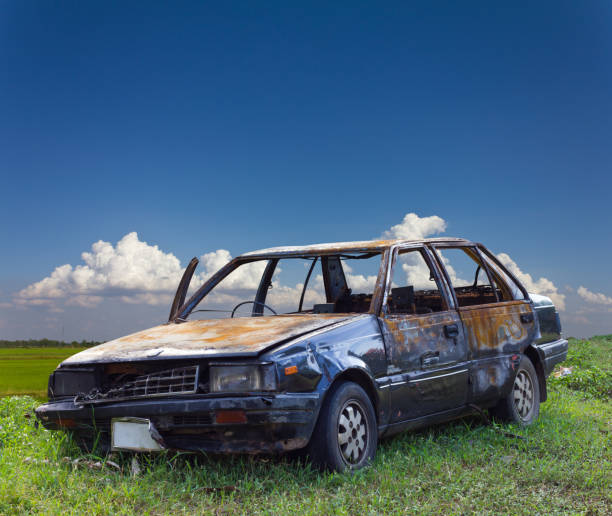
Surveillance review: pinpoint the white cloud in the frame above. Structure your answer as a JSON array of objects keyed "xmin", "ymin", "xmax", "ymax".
[
  {"xmin": 267, "ymin": 275, "xmax": 326, "ymax": 311},
  {"xmin": 66, "ymin": 295, "xmax": 103, "ymax": 308},
  {"xmin": 397, "ymin": 252, "xmax": 437, "ymax": 289},
  {"xmin": 13, "ymin": 214, "xmax": 569, "ymax": 318},
  {"xmin": 496, "ymin": 253, "xmax": 566, "ymax": 310},
  {"xmin": 17, "ymin": 232, "xmax": 187, "ymax": 307},
  {"xmin": 380, "ymin": 214, "xmax": 566, "ymax": 312},
  {"xmin": 14, "ymin": 233, "xmax": 274, "ymax": 311},
  {"xmin": 199, "ymin": 249, "xmax": 232, "ymax": 278},
  {"xmin": 577, "ymin": 286, "xmax": 612, "ymax": 306},
  {"xmin": 381, "ymin": 213, "xmax": 447, "ymax": 240}
]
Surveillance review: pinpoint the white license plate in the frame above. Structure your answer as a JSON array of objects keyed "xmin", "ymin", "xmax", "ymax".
[{"xmin": 111, "ymin": 418, "xmax": 163, "ymax": 452}]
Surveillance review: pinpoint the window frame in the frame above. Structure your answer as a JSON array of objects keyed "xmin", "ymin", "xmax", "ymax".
[
  {"xmin": 381, "ymin": 243, "xmax": 454, "ymax": 316},
  {"xmin": 476, "ymin": 244, "xmax": 528, "ymax": 300},
  {"xmin": 429, "ymin": 243, "xmax": 507, "ymax": 308}
]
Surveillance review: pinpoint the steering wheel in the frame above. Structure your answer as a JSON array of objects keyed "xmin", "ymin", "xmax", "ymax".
[{"xmin": 230, "ymin": 301, "xmax": 278, "ymax": 318}]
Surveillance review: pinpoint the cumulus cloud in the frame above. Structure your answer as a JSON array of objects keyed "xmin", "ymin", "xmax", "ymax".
[
  {"xmin": 577, "ymin": 286, "xmax": 612, "ymax": 306},
  {"xmin": 14, "ymin": 232, "xmax": 287, "ymax": 311},
  {"xmin": 496, "ymin": 253, "xmax": 566, "ymax": 310},
  {"xmin": 379, "ymin": 213, "xmax": 565, "ymax": 312},
  {"xmin": 14, "ymin": 213, "xmax": 569, "ymax": 318},
  {"xmin": 18, "ymin": 233, "xmax": 188, "ymax": 307},
  {"xmin": 381, "ymin": 213, "xmax": 447, "ymax": 240}
]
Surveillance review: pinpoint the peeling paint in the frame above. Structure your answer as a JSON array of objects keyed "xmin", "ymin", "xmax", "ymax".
[{"xmin": 62, "ymin": 315, "xmax": 352, "ymax": 364}]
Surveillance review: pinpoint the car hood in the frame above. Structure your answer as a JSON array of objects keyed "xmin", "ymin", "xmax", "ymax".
[{"xmin": 61, "ymin": 314, "xmax": 354, "ymax": 365}]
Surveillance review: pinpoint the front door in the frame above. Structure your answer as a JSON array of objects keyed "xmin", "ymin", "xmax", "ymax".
[{"xmin": 380, "ymin": 246, "xmax": 469, "ymax": 422}]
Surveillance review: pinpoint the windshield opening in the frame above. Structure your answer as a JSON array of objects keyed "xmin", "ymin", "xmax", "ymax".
[{"xmin": 183, "ymin": 252, "xmax": 382, "ymax": 320}]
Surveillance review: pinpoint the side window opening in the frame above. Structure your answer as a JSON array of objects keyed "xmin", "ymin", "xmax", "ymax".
[
  {"xmin": 388, "ymin": 248, "xmax": 446, "ymax": 315},
  {"xmin": 479, "ymin": 253, "xmax": 525, "ymax": 301},
  {"xmin": 435, "ymin": 247, "xmax": 508, "ymax": 307},
  {"xmin": 320, "ymin": 253, "xmax": 381, "ymax": 314}
]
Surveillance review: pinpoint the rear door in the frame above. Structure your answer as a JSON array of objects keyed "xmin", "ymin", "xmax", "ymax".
[
  {"xmin": 431, "ymin": 244, "xmax": 537, "ymax": 405},
  {"xmin": 379, "ymin": 244, "xmax": 469, "ymax": 422}
]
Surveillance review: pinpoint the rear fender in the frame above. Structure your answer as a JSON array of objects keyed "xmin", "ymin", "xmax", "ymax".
[{"xmin": 524, "ymin": 345, "xmax": 548, "ymax": 403}]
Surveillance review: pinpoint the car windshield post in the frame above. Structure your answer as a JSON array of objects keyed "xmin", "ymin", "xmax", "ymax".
[
  {"xmin": 253, "ymin": 259, "xmax": 278, "ymax": 316},
  {"xmin": 175, "ymin": 259, "xmax": 242, "ymax": 321},
  {"xmin": 298, "ymin": 257, "xmax": 318, "ymax": 312}
]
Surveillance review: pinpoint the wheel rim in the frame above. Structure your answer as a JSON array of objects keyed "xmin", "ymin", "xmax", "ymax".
[
  {"xmin": 337, "ymin": 400, "xmax": 368, "ymax": 465},
  {"xmin": 513, "ymin": 370, "xmax": 534, "ymax": 420}
]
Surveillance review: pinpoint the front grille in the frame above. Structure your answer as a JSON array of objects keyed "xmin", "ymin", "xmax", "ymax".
[
  {"xmin": 109, "ymin": 366, "xmax": 199, "ymax": 398},
  {"xmin": 77, "ymin": 366, "xmax": 199, "ymax": 404}
]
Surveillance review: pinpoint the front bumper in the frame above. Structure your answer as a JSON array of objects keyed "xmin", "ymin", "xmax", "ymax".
[
  {"xmin": 533, "ymin": 338, "xmax": 569, "ymax": 376},
  {"xmin": 35, "ymin": 393, "xmax": 320, "ymax": 454}
]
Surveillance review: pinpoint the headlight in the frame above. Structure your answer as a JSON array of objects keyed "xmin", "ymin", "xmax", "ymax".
[
  {"xmin": 209, "ymin": 363, "xmax": 277, "ymax": 393},
  {"xmin": 49, "ymin": 368, "xmax": 97, "ymax": 398}
]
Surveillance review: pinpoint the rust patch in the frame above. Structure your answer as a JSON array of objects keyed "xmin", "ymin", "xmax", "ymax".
[
  {"xmin": 62, "ymin": 315, "xmax": 353, "ymax": 365},
  {"xmin": 241, "ymin": 237, "xmax": 472, "ymax": 258},
  {"xmin": 384, "ymin": 311, "xmax": 458, "ymax": 358},
  {"xmin": 459, "ymin": 301, "xmax": 533, "ymax": 354}
]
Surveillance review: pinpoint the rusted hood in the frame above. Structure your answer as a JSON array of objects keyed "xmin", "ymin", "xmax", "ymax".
[{"xmin": 61, "ymin": 315, "xmax": 354, "ymax": 365}]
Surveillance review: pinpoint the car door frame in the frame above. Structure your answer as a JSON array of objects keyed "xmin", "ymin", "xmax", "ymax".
[
  {"xmin": 377, "ymin": 242, "xmax": 470, "ymax": 424},
  {"xmin": 429, "ymin": 243, "xmax": 538, "ymax": 406}
]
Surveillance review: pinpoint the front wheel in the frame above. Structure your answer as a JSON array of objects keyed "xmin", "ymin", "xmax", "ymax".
[
  {"xmin": 307, "ymin": 382, "xmax": 377, "ymax": 472},
  {"xmin": 491, "ymin": 355, "xmax": 540, "ymax": 425}
]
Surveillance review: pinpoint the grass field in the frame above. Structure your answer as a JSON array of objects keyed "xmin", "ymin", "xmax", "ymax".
[
  {"xmin": 0, "ymin": 337, "xmax": 610, "ymax": 514},
  {"xmin": 0, "ymin": 347, "xmax": 87, "ymax": 398}
]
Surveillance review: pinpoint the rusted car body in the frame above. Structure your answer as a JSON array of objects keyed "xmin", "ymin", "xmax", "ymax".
[{"xmin": 36, "ymin": 238, "xmax": 568, "ymax": 471}]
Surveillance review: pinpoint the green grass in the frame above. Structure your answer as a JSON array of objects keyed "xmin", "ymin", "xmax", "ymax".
[
  {"xmin": 549, "ymin": 335, "xmax": 612, "ymax": 400},
  {"xmin": 0, "ymin": 337, "xmax": 610, "ymax": 515},
  {"xmin": 0, "ymin": 347, "xmax": 87, "ymax": 398}
]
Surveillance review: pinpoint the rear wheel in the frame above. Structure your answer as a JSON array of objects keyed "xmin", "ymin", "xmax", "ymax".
[
  {"xmin": 307, "ymin": 382, "xmax": 377, "ymax": 472},
  {"xmin": 491, "ymin": 355, "xmax": 540, "ymax": 425}
]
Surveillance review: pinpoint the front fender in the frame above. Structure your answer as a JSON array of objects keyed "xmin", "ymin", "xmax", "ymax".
[{"xmin": 267, "ymin": 315, "xmax": 389, "ymax": 430}]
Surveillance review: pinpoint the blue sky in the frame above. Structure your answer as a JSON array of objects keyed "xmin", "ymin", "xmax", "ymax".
[{"xmin": 1, "ymin": 1, "xmax": 611, "ymax": 340}]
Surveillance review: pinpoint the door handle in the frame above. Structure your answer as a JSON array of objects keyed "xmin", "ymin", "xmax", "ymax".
[
  {"xmin": 520, "ymin": 313, "xmax": 534, "ymax": 324},
  {"xmin": 444, "ymin": 323, "xmax": 459, "ymax": 338},
  {"xmin": 421, "ymin": 351, "xmax": 440, "ymax": 367}
]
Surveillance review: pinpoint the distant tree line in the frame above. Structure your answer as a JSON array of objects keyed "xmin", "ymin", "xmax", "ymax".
[{"xmin": 0, "ymin": 339, "xmax": 102, "ymax": 348}]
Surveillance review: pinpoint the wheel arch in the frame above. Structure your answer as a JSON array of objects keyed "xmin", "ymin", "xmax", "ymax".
[
  {"xmin": 524, "ymin": 345, "xmax": 547, "ymax": 402},
  {"xmin": 319, "ymin": 368, "xmax": 380, "ymax": 425}
]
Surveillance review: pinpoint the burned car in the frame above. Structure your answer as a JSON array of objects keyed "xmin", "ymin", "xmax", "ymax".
[{"xmin": 36, "ymin": 238, "xmax": 568, "ymax": 471}]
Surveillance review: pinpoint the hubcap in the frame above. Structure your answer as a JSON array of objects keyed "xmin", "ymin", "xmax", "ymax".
[
  {"xmin": 337, "ymin": 401, "xmax": 368, "ymax": 464},
  {"xmin": 513, "ymin": 370, "xmax": 534, "ymax": 420}
]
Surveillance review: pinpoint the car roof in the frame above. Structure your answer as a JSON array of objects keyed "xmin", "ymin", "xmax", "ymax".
[{"xmin": 240, "ymin": 237, "xmax": 473, "ymax": 258}]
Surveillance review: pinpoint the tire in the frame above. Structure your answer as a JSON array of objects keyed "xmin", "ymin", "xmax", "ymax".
[
  {"xmin": 306, "ymin": 381, "xmax": 377, "ymax": 472},
  {"xmin": 491, "ymin": 355, "xmax": 540, "ymax": 425}
]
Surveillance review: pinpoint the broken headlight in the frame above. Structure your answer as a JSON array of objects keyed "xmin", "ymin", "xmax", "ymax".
[
  {"xmin": 49, "ymin": 368, "xmax": 97, "ymax": 398},
  {"xmin": 209, "ymin": 364, "xmax": 277, "ymax": 393}
]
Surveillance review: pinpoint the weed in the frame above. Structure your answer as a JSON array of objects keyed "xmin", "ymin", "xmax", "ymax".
[{"xmin": 0, "ymin": 337, "xmax": 610, "ymax": 514}]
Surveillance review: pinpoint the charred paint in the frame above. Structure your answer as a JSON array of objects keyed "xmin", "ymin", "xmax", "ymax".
[
  {"xmin": 36, "ymin": 237, "xmax": 568, "ymax": 458},
  {"xmin": 458, "ymin": 300, "xmax": 536, "ymax": 358},
  {"xmin": 380, "ymin": 311, "xmax": 469, "ymax": 421},
  {"xmin": 240, "ymin": 237, "xmax": 471, "ymax": 258},
  {"xmin": 62, "ymin": 315, "xmax": 352, "ymax": 365}
]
